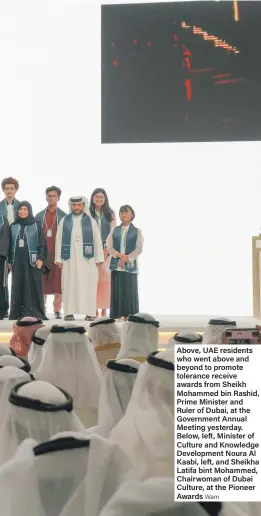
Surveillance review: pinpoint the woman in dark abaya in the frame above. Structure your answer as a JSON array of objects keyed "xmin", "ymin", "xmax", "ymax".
[
  {"xmin": 106, "ymin": 205, "xmax": 144, "ymax": 321},
  {"xmin": 9, "ymin": 201, "xmax": 49, "ymax": 320}
]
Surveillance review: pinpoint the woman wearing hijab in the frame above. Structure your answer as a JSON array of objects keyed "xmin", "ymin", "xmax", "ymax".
[
  {"xmin": 8, "ymin": 202, "xmax": 49, "ymax": 320},
  {"xmin": 10, "ymin": 316, "xmax": 44, "ymax": 358},
  {"xmin": 90, "ymin": 188, "xmax": 116, "ymax": 317}
]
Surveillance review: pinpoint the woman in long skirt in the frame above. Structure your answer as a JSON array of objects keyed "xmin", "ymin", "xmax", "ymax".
[
  {"xmin": 90, "ymin": 188, "xmax": 116, "ymax": 316},
  {"xmin": 9, "ymin": 201, "xmax": 49, "ymax": 320},
  {"xmin": 106, "ymin": 205, "xmax": 144, "ymax": 320}
]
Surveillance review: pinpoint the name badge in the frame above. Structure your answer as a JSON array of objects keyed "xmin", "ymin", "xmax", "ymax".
[
  {"xmin": 85, "ymin": 245, "xmax": 92, "ymax": 255},
  {"xmin": 47, "ymin": 229, "xmax": 52, "ymax": 238},
  {"xmin": 19, "ymin": 239, "xmax": 24, "ymax": 248},
  {"xmin": 32, "ymin": 254, "xmax": 36, "ymax": 263},
  {"xmin": 127, "ymin": 261, "xmax": 134, "ymax": 268}
]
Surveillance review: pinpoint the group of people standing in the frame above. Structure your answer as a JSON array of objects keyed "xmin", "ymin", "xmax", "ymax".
[{"xmin": 0, "ymin": 177, "xmax": 144, "ymax": 321}]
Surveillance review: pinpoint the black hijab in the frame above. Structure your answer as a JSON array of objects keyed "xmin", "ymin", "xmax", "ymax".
[{"xmin": 15, "ymin": 201, "xmax": 35, "ymax": 226}]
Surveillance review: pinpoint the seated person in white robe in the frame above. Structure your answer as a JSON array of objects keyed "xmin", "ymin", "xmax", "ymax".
[
  {"xmin": 35, "ymin": 324, "xmax": 102, "ymax": 427},
  {"xmin": 202, "ymin": 317, "xmax": 237, "ymax": 344},
  {"xmin": 0, "ymin": 366, "xmax": 32, "ymax": 429},
  {"xmin": 88, "ymin": 316, "xmax": 121, "ymax": 348},
  {"xmin": 100, "ymin": 477, "xmax": 221, "ymax": 516},
  {"xmin": 110, "ymin": 350, "xmax": 174, "ymax": 480},
  {"xmin": 0, "ymin": 431, "xmax": 133, "ymax": 516},
  {"xmin": 0, "ymin": 344, "xmax": 16, "ymax": 356},
  {"xmin": 168, "ymin": 330, "xmax": 202, "ymax": 348},
  {"xmin": 117, "ymin": 313, "xmax": 160, "ymax": 361},
  {"xmin": 28, "ymin": 326, "xmax": 51, "ymax": 373},
  {"xmin": 0, "ymin": 380, "xmax": 85, "ymax": 466},
  {"xmin": 221, "ymin": 503, "xmax": 261, "ymax": 516},
  {"xmin": 0, "ymin": 354, "xmax": 31, "ymax": 372},
  {"xmin": 97, "ymin": 358, "xmax": 140, "ymax": 437},
  {"xmin": 55, "ymin": 196, "xmax": 104, "ymax": 321}
]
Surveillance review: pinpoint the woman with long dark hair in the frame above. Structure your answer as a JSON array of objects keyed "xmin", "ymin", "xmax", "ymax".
[
  {"xmin": 8, "ymin": 201, "xmax": 49, "ymax": 320},
  {"xmin": 106, "ymin": 205, "xmax": 144, "ymax": 321},
  {"xmin": 90, "ymin": 188, "xmax": 116, "ymax": 316}
]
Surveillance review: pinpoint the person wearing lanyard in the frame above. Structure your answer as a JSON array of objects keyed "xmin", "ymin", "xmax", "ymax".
[
  {"xmin": 8, "ymin": 201, "xmax": 48, "ymax": 320},
  {"xmin": 89, "ymin": 188, "xmax": 116, "ymax": 317},
  {"xmin": 106, "ymin": 205, "xmax": 144, "ymax": 321},
  {"xmin": 35, "ymin": 187, "xmax": 66, "ymax": 319}
]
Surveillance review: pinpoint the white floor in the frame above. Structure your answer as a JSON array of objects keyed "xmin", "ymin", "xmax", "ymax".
[{"xmin": 1, "ymin": 314, "xmax": 260, "ymax": 333}]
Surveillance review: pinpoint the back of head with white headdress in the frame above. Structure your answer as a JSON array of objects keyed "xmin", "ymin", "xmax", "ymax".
[
  {"xmin": 28, "ymin": 327, "xmax": 51, "ymax": 374},
  {"xmin": 110, "ymin": 350, "xmax": 174, "ymax": 480},
  {"xmin": 89, "ymin": 316, "xmax": 121, "ymax": 347},
  {"xmin": 35, "ymin": 324, "xmax": 102, "ymax": 427},
  {"xmin": 0, "ymin": 430, "xmax": 133, "ymax": 516},
  {"xmin": 0, "ymin": 345, "xmax": 15, "ymax": 357},
  {"xmin": 202, "ymin": 317, "xmax": 237, "ymax": 344},
  {"xmin": 0, "ymin": 380, "xmax": 85, "ymax": 466},
  {"xmin": 117, "ymin": 313, "xmax": 159, "ymax": 360},
  {"xmin": 0, "ymin": 366, "xmax": 32, "ymax": 430},
  {"xmin": 97, "ymin": 358, "xmax": 140, "ymax": 436},
  {"xmin": 0, "ymin": 355, "xmax": 30, "ymax": 371},
  {"xmin": 168, "ymin": 331, "xmax": 202, "ymax": 348}
]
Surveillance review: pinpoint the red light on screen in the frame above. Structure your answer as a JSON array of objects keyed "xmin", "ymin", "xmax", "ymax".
[
  {"xmin": 214, "ymin": 78, "xmax": 245, "ymax": 85},
  {"xmin": 173, "ymin": 34, "xmax": 179, "ymax": 41},
  {"xmin": 147, "ymin": 41, "xmax": 151, "ymax": 46},
  {"xmin": 181, "ymin": 44, "xmax": 191, "ymax": 56},
  {"xmin": 133, "ymin": 39, "xmax": 137, "ymax": 44},
  {"xmin": 185, "ymin": 79, "xmax": 192, "ymax": 100},
  {"xmin": 184, "ymin": 57, "xmax": 191, "ymax": 71},
  {"xmin": 112, "ymin": 59, "xmax": 118, "ymax": 66},
  {"xmin": 213, "ymin": 74, "xmax": 231, "ymax": 79}
]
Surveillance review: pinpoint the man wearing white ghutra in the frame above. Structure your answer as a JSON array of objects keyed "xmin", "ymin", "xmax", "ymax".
[{"xmin": 55, "ymin": 197, "xmax": 104, "ymax": 321}]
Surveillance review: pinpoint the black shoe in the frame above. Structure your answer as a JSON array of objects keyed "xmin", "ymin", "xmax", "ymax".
[
  {"xmin": 85, "ymin": 315, "xmax": 95, "ymax": 321},
  {"xmin": 64, "ymin": 315, "xmax": 75, "ymax": 321},
  {"xmin": 54, "ymin": 312, "xmax": 62, "ymax": 319}
]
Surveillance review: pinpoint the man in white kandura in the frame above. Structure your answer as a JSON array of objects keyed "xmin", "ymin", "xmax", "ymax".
[{"xmin": 55, "ymin": 196, "xmax": 104, "ymax": 321}]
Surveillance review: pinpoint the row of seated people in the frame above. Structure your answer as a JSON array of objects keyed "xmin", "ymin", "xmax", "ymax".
[{"xmin": 0, "ymin": 315, "xmax": 253, "ymax": 515}]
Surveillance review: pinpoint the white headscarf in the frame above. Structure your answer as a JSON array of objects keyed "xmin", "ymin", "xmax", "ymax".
[
  {"xmin": 0, "ymin": 366, "xmax": 32, "ymax": 429},
  {"xmin": 117, "ymin": 313, "xmax": 159, "ymax": 360},
  {"xmin": 0, "ymin": 355, "xmax": 31, "ymax": 372},
  {"xmin": 110, "ymin": 350, "xmax": 174, "ymax": 480},
  {"xmin": 202, "ymin": 317, "xmax": 237, "ymax": 344},
  {"xmin": 28, "ymin": 327, "xmax": 51, "ymax": 374},
  {"xmin": 168, "ymin": 330, "xmax": 202, "ymax": 348},
  {"xmin": 98, "ymin": 358, "xmax": 140, "ymax": 436},
  {"xmin": 0, "ymin": 380, "xmax": 85, "ymax": 466},
  {"xmin": 68, "ymin": 196, "xmax": 90, "ymax": 215},
  {"xmin": 0, "ymin": 345, "xmax": 16, "ymax": 356},
  {"xmin": 99, "ymin": 478, "xmax": 209, "ymax": 516},
  {"xmin": 0, "ymin": 432, "xmax": 133, "ymax": 516},
  {"xmin": 35, "ymin": 324, "xmax": 101, "ymax": 421},
  {"xmin": 221, "ymin": 503, "xmax": 261, "ymax": 516},
  {"xmin": 89, "ymin": 317, "xmax": 121, "ymax": 348}
]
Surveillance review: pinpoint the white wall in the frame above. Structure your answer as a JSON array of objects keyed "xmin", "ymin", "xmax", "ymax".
[{"xmin": 0, "ymin": 0, "xmax": 260, "ymax": 316}]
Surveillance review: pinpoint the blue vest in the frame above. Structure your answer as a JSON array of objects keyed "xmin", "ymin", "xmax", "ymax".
[
  {"xmin": 10, "ymin": 223, "xmax": 38, "ymax": 267},
  {"xmin": 0, "ymin": 199, "xmax": 20, "ymax": 221},
  {"xmin": 61, "ymin": 213, "xmax": 94, "ymax": 260},
  {"xmin": 110, "ymin": 223, "xmax": 138, "ymax": 274},
  {"xmin": 95, "ymin": 212, "xmax": 111, "ymax": 248},
  {"xmin": 36, "ymin": 207, "xmax": 66, "ymax": 227}
]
